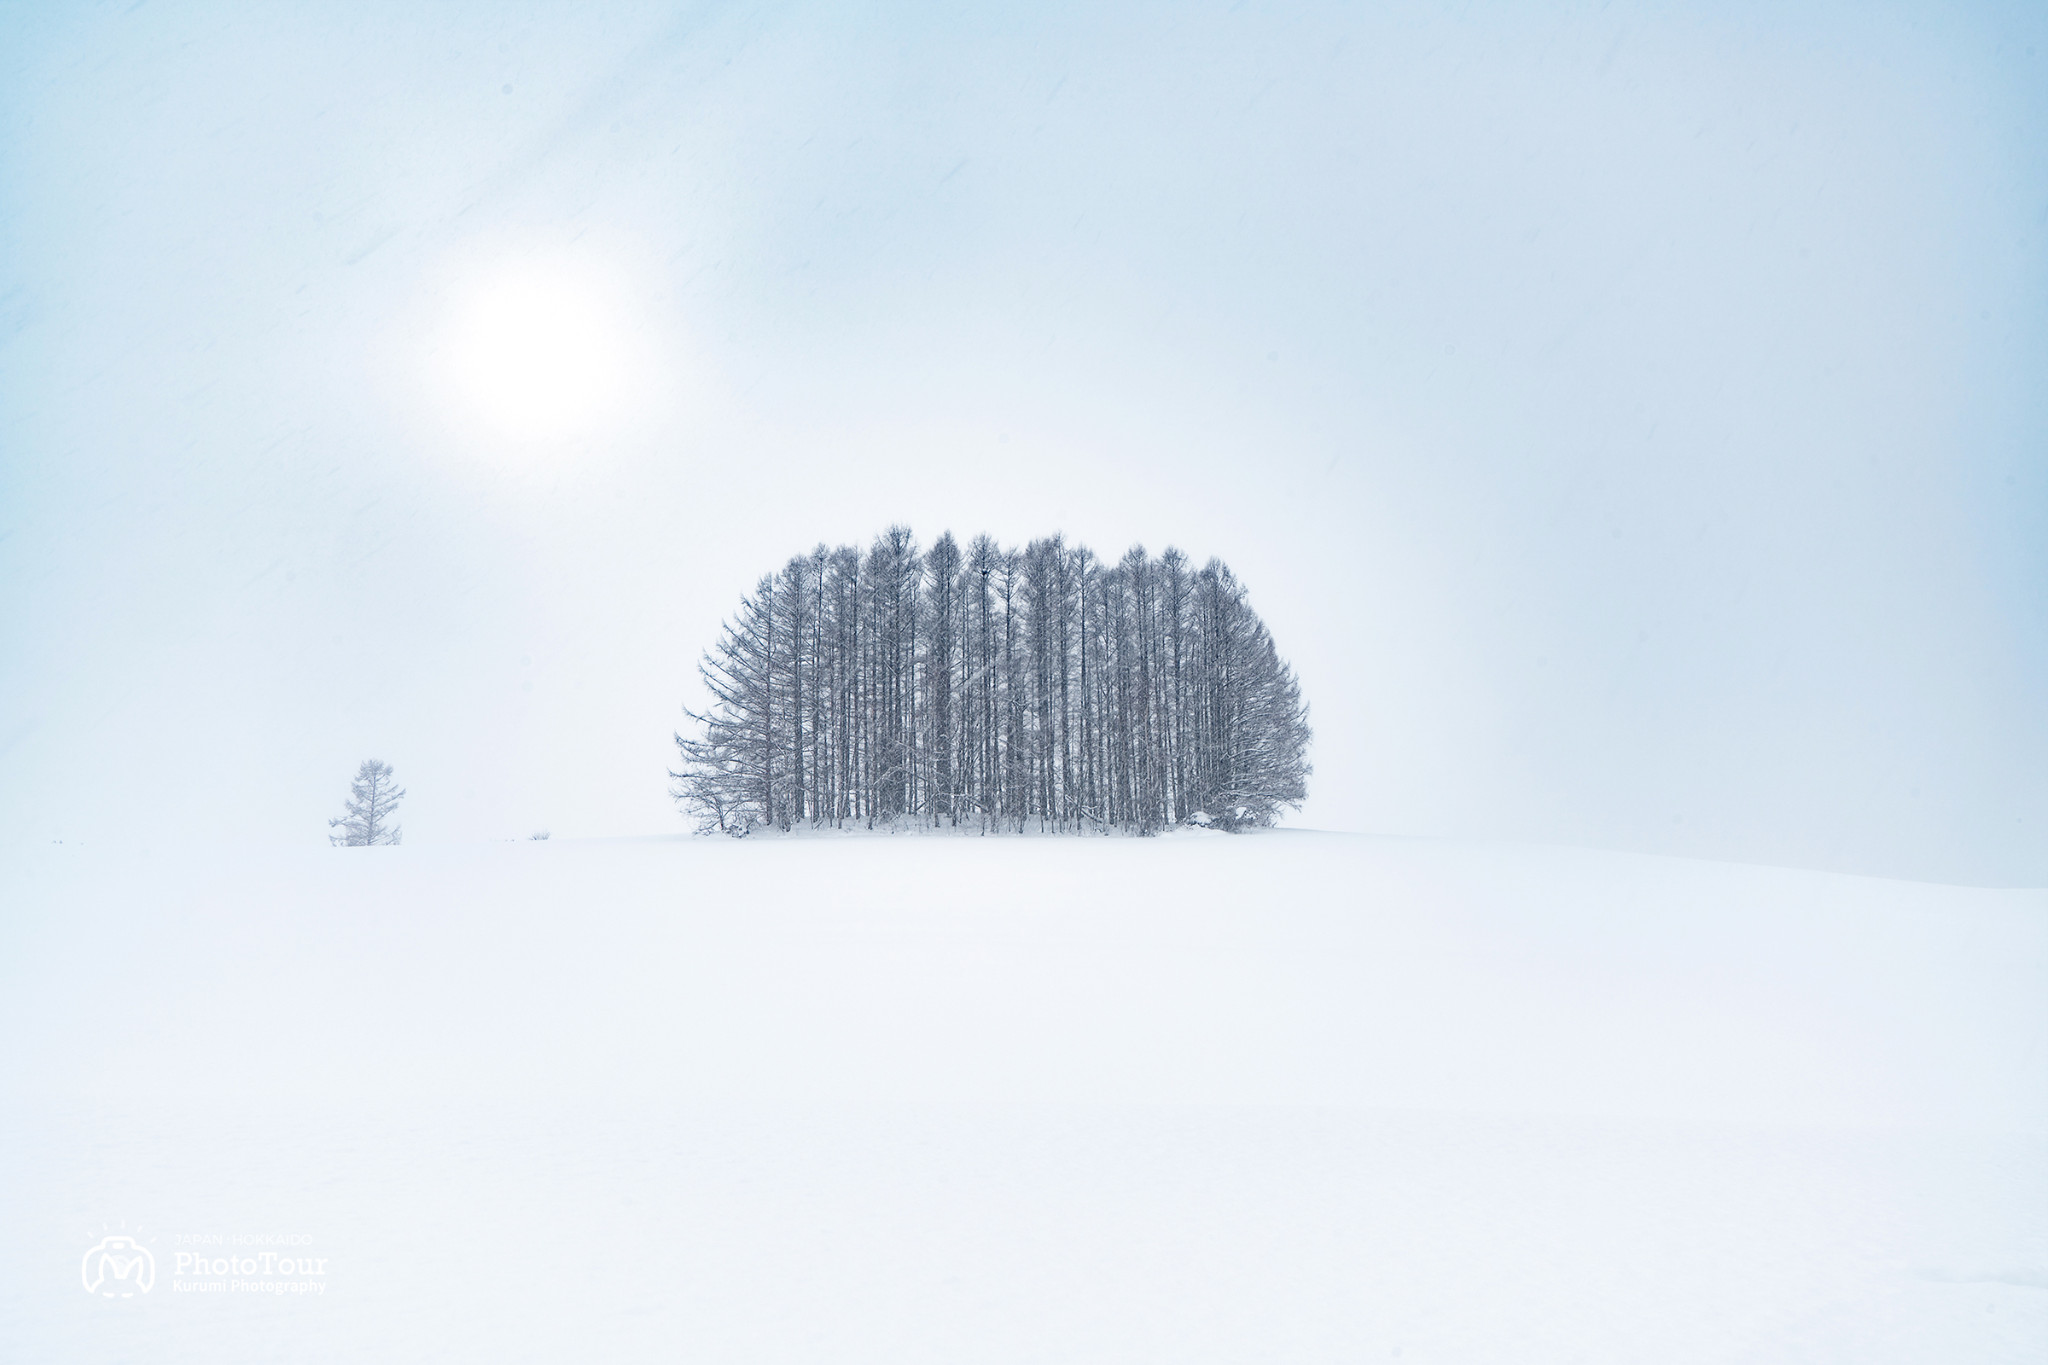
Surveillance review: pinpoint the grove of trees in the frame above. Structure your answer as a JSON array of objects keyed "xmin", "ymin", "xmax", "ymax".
[{"xmin": 673, "ymin": 528, "xmax": 1310, "ymax": 835}]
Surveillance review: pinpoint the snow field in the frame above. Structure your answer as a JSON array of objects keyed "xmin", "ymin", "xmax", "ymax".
[{"xmin": 2, "ymin": 832, "xmax": 2043, "ymax": 1361}]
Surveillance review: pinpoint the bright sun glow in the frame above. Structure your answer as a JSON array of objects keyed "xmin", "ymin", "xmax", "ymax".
[{"xmin": 445, "ymin": 265, "xmax": 632, "ymax": 441}]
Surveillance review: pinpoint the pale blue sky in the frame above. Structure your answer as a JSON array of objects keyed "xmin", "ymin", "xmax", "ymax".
[{"xmin": 2, "ymin": 0, "xmax": 2043, "ymax": 881}]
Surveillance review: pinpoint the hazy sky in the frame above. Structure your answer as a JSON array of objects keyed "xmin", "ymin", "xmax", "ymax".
[{"xmin": 2, "ymin": 0, "xmax": 2043, "ymax": 882}]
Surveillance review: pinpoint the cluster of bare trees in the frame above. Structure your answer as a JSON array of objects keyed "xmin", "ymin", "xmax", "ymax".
[{"xmin": 673, "ymin": 528, "xmax": 1310, "ymax": 835}]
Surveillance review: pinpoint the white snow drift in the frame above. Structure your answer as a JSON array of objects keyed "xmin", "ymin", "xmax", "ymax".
[{"xmin": 2, "ymin": 832, "xmax": 2043, "ymax": 1362}]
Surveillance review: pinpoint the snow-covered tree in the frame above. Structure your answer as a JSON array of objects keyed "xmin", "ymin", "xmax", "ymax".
[
  {"xmin": 673, "ymin": 530, "xmax": 1311, "ymax": 835},
  {"xmin": 329, "ymin": 759, "xmax": 405, "ymax": 846}
]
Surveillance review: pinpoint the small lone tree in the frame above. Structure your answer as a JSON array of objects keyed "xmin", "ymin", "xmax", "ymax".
[{"xmin": 329, "ymin": 760, "xmax": 405, "ymax": 846}]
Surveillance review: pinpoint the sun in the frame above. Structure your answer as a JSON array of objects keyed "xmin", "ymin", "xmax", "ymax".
[{"xmin": 444, "ymin": 263, "xmax": 631, "ymax": 441}]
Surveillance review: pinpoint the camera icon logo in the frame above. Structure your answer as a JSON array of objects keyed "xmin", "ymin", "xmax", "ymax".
[{"xmin": 82, "ymin": 1235, "xmax": 155, "ymax": 1298}]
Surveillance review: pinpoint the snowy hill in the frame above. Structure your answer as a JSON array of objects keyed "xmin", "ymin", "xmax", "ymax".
[{"xmin": 4, "ymin": 832, "xmax": 2044, "ymax": 1361}]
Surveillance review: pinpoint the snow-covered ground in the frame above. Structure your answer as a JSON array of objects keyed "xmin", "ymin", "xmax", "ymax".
[{"xmin": 3, "ymin": 832, "xmax": 2044, "ymax": 1361}]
